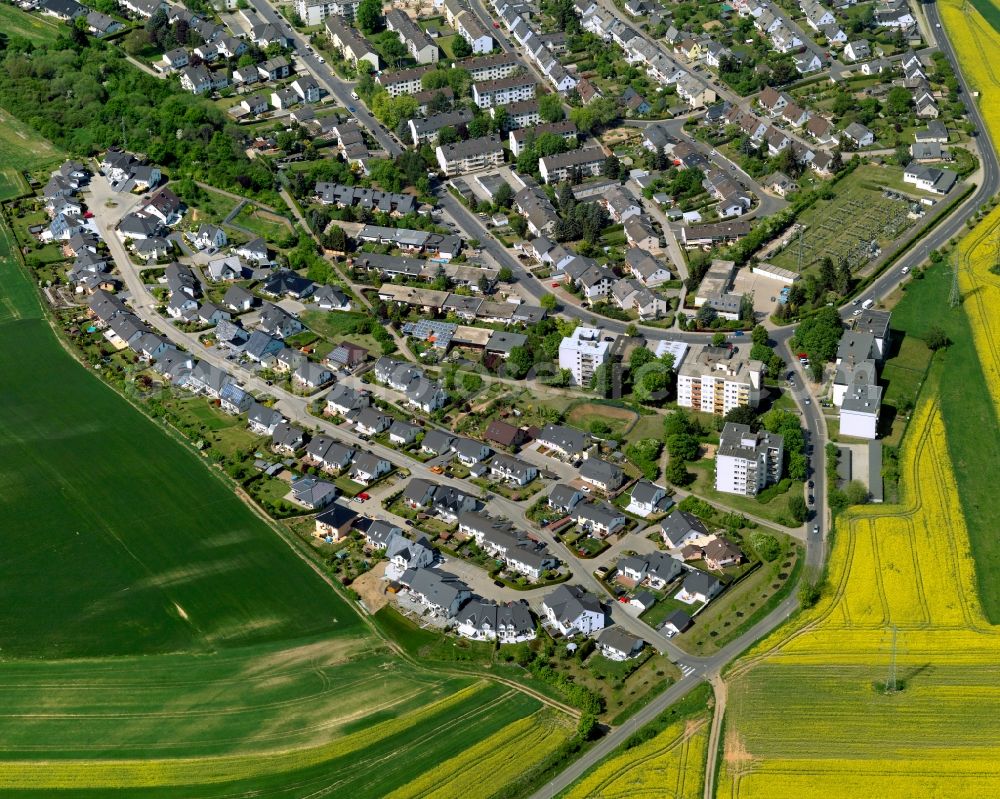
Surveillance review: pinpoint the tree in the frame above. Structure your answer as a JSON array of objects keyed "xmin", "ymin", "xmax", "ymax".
[
  {"xmin": 696, "ymin": 304, "xmax": 717, "ymax": 327},
  {"xmin": 452, "ymin": 34, "xmax": 472, "ymax": 57},
  {"xmin": 666, "ymin": 459, "xmax": 693, "ymax": 486},
  {"xmin": 602, "ymin": 154, "xmax": 621, "ymax": 179},
  {"xmin": 506, "ymin": 346, "xmax": 533, "ymax": 379},
  {"xmin": 788, "ymin": 494, "xmax": 808, "ymax": 524},
  {"xmin": 539, "ymin": 92, "xmax": 565, "ymax": 123},
  {"xmin": 494, "ymin": 182, "xmax": 513, "ymax": 209},
  {"xmin": 491, "ymin": 108, "xmax": 509, "ymax": 134},
  {"xmin": 925, "ymin": 325, "xmax": 949, "ymax": 350},
  {"xmin": 885, "ymin": 86, "xmax": 912, "ymax": 117},
  {"xmin": 751, "ymin": 324, "xmax": 769, "ymax": 347},
  {"xmin": 540, "ymin": 293, "xmax": 558, "ymax": 311},
  {"xmin": 123, "ymin": 28, "xmax": 151, "ymax": 55},
  {"xmin": 629, "ymin": 347, "xmax": 655, "ymax": 370},
  {"xmin": 666, "ymin": 433, "xmax": 699, "ymax": 463},
  {"xmin": 467, "ymin": 115, "xmax": 490, "ymax": 138},
  {"xmin": 711, "ymin": 332, "xmax": 727, "ymax": 347},
  {"xmin": 357, "ymin": 0, "xmax": 383, "ymax": 34},
  {"xmin": 724, "ymin": 405, "xmax": 759, "ymax": 429},
  {"xmin": 497, "ymin": 266, "xmax": 514, "ymax": 282},
  {"xmin": 590, "ymin": 362, "xmax": 615, "ymax": 396},
  {"xmin": 792, "ymin": 306, "xmax": 843, "ymax": 363},
  {"xmin": 750, "ymin": 531, "xmax": 781, "ymax": 561},
  {"xmin": 845, "ymin": 480, "xmax": 870, "ymax": 505}
]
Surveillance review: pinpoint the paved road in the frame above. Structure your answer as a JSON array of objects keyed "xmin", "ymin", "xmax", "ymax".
[{"xmin": 243, "ymin": 0, "xmax": 403, "ymax": 157}]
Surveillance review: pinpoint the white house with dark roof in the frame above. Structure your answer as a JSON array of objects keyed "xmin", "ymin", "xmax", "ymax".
[
  {"xmin": 542, "ymin": 584, "xmax": 606, "ymax": 636},
  {"xmin": 575, "ymin": 501, "xmax": 626, "ymax": 536},
  {"xmin": 660, "ymin": 509, "xmax": 710, "ymax": 548},
  {"xmin": 626, "ymin": 481, "xmax": 671, "ymax": 517},
  {"xmin": 596, "ymin": 627, "xmax": 644, "ymax": 661},
  {"xmin": 489, "ymin": 453, "xmax": 538, "ymax": 486},
  {"xmin": 351, "ymin": 451, "xmax": 391, "ymax": 484}
]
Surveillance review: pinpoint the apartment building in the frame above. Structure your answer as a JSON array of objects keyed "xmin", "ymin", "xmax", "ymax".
[
  {"xmin": 296, "ymin": 0, "xmax": 360, "ymax": 25},
  {"xmin": 377, "ymin": 65, "xmax": 435, "ymax": 97},
  {"xmin": 538, "ymin": 147, "xmax": 605, "ymax": 184},
  {"xmin": 435, "ymin": 135, "xmax": 505, "ymax": 175},
  {"xmin": 326, "ymin": 16, "xmax": 380, "ymax": 71},
  {"xmin": 459, "ymin": 52, "xmax": 520, "ymax": 81},
  {"xmin": 456, "ymin": 10, "xmax": 495, "ymax": 53},
  {"xmin": 472, "ymin": 75, "xmax": 537, "ymax": 108},
  {"xmin": 677, "ymin": 345, "xmax": 763, "ymax": 414},
  {"xmin": 715, "ymin": 423, "xmax": 784, "ymax": 496},
  {"xmin": 558, "ymin": 326, "xmax": 612, "ymax": 386},
  {"xmin": 509, "ymin": 119, "xmax": 577, "ymax": 156},
  {"xmin": 386, "ymin": 9, "xmax": 439, "ymax": 64}
]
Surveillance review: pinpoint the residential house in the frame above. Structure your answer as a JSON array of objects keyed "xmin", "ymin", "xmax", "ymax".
[
  {"xmin": 271, "ymin": 423, "xmax": 305, "ymax": 454},
  {"xmin": 548, "ymin": 483, "xmax": 584, "ymax": 514},
  {"xmin": 575, "ymin": 501, "xmax": 626, "ymax": 536},
  {"xmin": 402, "ymin": 567, "xmax": 470, "ymax": 617},
  {"xmin": 542, "ymin": 584, "xmax": 606, "ymax": 636},
  {"xmin": 661, "ymin": 509, "xmax": 710, "ymax": 548},
  {"xmin": 704, "ymin": 536, "xmax": 744, "ymax": 570},
  {"xmin": 291, "ymin": 477, "xmax": 337, "ymax": 510},
  {"xmin": 596, "ymin": 627, "xmax": 644, "ymax": 661},
  {"xmin": 677, "ymin": 570, "xmax": 723, "ymax": 604},
  {"xmin": 578, "ymin": 458, "xmax": 624, "ymax": 492},
  {"xmin": 489, "ymin": 453, "xmax": 538, "ymax": 486},
  {"xmin": 247, "ymin": 401, "xmax": 284, "ymax": 436},
  {"xmin": 351, "ymin": 451, "xmax": 391, "ymax": 484}
]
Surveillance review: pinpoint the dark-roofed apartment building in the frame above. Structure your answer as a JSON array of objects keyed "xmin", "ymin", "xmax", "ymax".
[{"xmin": 435, "ymin": 135, "xmax": 505, "ymax": 176}]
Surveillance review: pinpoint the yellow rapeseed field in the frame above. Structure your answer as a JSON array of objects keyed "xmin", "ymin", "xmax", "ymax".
[
  {"xmin": 562, "ymin": 716, "xmax": 708, "ymax": 798},
  {"xmin": 717, "ymin": 399, "xmax": 1000, "ymax": 797},
  {"xmin": 939, "ymin": 1, "xmax": 1000, "ymax": 417},
  {"xmin": 386, "ymin": 710, "xmax": 574, "ymax": 799}
]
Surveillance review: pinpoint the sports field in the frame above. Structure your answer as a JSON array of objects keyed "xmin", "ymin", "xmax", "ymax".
[{"xmin": 0, "ymin": 218, "xmax": 573, "ymax": 794}]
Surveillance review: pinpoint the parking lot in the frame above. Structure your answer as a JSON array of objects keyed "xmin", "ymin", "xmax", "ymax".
[{"xmin": 730, "ymin": 269, "xmax": 791, "ymax": 318}]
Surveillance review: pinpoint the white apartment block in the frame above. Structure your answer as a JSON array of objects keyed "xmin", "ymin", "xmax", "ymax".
[
  {"xmin": 558, "ymin": 326, "xmax": 612, "ymax": 386},
  {"xmin": 460, "ymin": 53, "xmax": 520, "ymax": 82},
  {"xmin": 296, "ymin": 0, "xmax": 360, "ymax": 25},
  {"xmin": 715, "ymin": 423, "xmax": 784, "ymax": 496},
  {"xmin": 472, "ymin": 76, "xmax": 536, "ymax": 108},
  {"xmin": 677, "ymin": 345, "xmax": 763, "ymax": 414}
]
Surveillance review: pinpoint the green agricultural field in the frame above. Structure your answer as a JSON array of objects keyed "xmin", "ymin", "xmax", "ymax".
[
  {"xmin": 0, "ymin": 229, "xmax": 351, "ymax": 657},
  {"xmin": 769, "ymin": 165, "xmax": 922, "ymax": 276},
  {"xmin": 0, "ymin": 3, "xmax": 64, "ymax": 45}
]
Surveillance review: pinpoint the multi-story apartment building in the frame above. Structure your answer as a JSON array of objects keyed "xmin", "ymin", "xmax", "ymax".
[
  {"xmin": 459, "ymin": 53, "xmax": 520, "ymax": 82},
  {"xmin": 377, "ymin": 65, "xmax": 435, "ymax": 97},
  {"xmin": 435, "ymin": 135, "xmax": 505, "ymax": 175},
  {"xmin": 538, "ymin": 147, "xmax": 606, "ymax": 184},
  {"xmin": 296, "ymin": 0, "xmax": 360, "ymax": 26},
  {"xmin": 325, "ymin": 16, "xmax": 380, "ymax": 71},
  {"xmin": 386, "ymin": 9, "xmax": 439, "ymax": 64},
  {"xmin": 472, "ymin": 75, "xmax": 536, "ymax": 108},
  {"xmin": 677, "ymin": 345, "xmax": 763, "ymax": 414},
  {"xmin": 715, "ymin": 423, "xmax": 784, "ymax": 496},
  {"xmin": 558, "ymin": 326, "xmax": 612, "ymax": 386}
]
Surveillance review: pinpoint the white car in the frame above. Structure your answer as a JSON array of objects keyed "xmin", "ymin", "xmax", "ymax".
[
  {"xmin": 853, "ymin": 309, "xmax": 862, "ymax": 316},
  {"xmin": 317, "ymin": 56, "xmax": 325, "ymax": 63},
  {"xmin": 581, "ymin": 486, "xmax": 591, "ymax": 493},
  {"xmin": 901, "ymin": 266, "xmax": 910, "ymax": 274}
]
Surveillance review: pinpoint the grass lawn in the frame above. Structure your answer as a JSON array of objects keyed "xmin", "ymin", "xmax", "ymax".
[
  {"xmin": 231, "ymin": 202, "xmax": 294, "ymax": 242},
  {"xmin": 879, "ymin": 333, "xmax": 933, "ymax": 445},
  {"xmin": 187, "ymin": 185, "xmax": 240, "ymax": 226},
  {"xmin": 687, "ymin": 460, "xmax": 800, "ymax": 528},
  {"xmin": 0, "ymin": 3, "xmax": 64, "ymax": 45},
  {"xmin": 889, "ymin": 258, "xmax": 1000, "ymax": 621},
  {"xmin": 627, "ymin": 412, "xmax": 666, "ymax": 443},
  {"xmin": 0, "ymin": 109, "xmax": 64, "ymax": 199},
  {"xmin": 436, "ymin": 33, "xmax": 460, "ymax": 59},
  {"xmin": 677, "ymin": 542, "xmax": 802, "ymax": 656},
  {"xmin": 566, "ymin": 400, "xmax": 639, "ymax": 438},
  {"xmin": 300, "ymin": 309, "xmax": 381, "ymax": 353}
]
